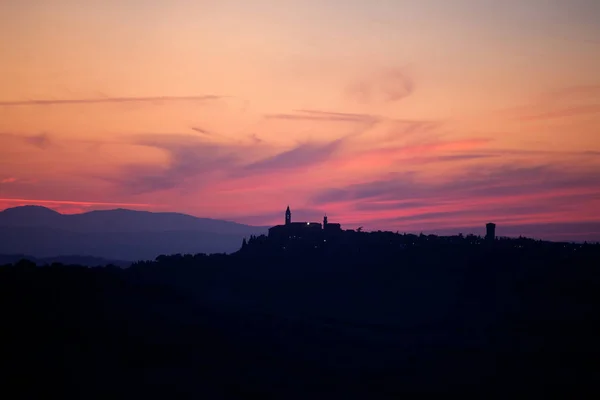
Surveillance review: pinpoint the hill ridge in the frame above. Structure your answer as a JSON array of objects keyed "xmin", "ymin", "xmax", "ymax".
[{"xmin": 0, "ymin": 205, "xmax": 268, "ymax": 260}]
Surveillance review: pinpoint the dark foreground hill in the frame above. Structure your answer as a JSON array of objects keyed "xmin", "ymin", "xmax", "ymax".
[
  {"xmin": 0, "ymin": 253, "xmax": 130, "ymax": 268},
  {"xmin": 1, "ymin": 238, "xmax": 599, "ymax": 398},
  {"xmin": 0, "ymin": 206, "xmax": 268, "ymax": 260}
]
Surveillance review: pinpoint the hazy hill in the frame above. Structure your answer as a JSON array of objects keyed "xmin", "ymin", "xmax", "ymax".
[{"xmin": 0, "ymin": 206, "xmax": 268, "ymax": 261}]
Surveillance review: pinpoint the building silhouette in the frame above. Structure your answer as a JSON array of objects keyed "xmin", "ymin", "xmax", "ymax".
[
  {"xmin": 323, "ymin": 214, "xmax": 341, "ymax": 233},
  {"xmin": 268, "ymin": 206, "xmax": 341, "ymax": 242},
  {"xmin": 486, "ymin": 222, "xmax": 496, "ymax": 241}
]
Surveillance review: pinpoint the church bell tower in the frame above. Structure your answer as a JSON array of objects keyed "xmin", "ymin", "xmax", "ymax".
[{"xmin": 285, "ymin": 206, "xmax": 291, "ymax": 225}]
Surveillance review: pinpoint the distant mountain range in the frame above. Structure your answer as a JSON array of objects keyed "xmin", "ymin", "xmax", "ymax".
[{"xmin": 0, "ymin": 206, "xmax": 269, "ymax": 261}]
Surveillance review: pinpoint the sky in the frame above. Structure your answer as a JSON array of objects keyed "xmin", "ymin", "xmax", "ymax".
[{"xmin": 1, "ymin": 0, "xmax": 599, "ymax": 241}]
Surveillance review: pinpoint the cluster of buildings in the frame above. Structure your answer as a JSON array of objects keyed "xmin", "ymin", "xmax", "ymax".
[
  {"xmin": 268, "ymin": 206, "xmax": 343, "ymax": 241},
  {"xmin": 267, "ymin": 206, "xmax": 497, "ymax": 242}
]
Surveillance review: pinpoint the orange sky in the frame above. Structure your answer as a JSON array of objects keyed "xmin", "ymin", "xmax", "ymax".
[{"xmin": 1, "ymin": 0, "xmax": 599, "ymax": 239}]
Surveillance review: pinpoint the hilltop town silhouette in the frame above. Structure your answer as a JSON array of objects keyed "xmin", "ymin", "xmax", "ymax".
[
  {"xmin": 236, "ymin": 205, "xmax": 596, "ymax": 259},
  {"xmin": 266, "ymin": 205, "xmax": 498, "ymax": 241},
  {"xmin": 267, "ymin": 205, "xmax": 496, "ymax": 241}
]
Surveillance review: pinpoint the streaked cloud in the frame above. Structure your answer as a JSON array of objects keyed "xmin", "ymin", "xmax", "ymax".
[
  {"xmin": 0, "ymin": 132, "xmax": 54, "ymax": 149},
  {"xmin": 106, "ymin": 134, "xmax": 248, "ymax": 194},
  {"xmin": 345, "ymin": 67, "xmax": 415, "ymax": 104},
  {"xmin": 517, "ymin": 105, "xmax": 600, "ymax": 121},
  {"xmin": 0, "ymin": 95, "xmax": 222, "ymax": 107},
  {"xmin": 24, "ymin": 133, "xmax": 52, "ymax": 149},
  {"xmin": 545, "ymin": 84, "xmax": 600, "ymax": 100},
  {"xmin": 241, "ymin": 138, "xmax": 345, "ymax": 173},
  {"xmin": 265, "ymin": 109, "xmax": 380, "ymax": 123},
  {"xmin": 190, "ymin": 127, "xmax": 214, "ymax": 136},
  {"xmin": 383, "ymin": 120, "xmax": 444, "ymax": 142}
]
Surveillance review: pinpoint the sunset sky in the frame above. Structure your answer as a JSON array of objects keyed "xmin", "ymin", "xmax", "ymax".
[{"xmin": 1, "ymin": 0, "xmax": 599, "ymax": 240}]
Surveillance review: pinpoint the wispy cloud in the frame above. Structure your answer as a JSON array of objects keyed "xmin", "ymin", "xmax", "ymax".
[
  {"xmin": 419, "ymin": 153, "xmax": 497, "ymax": 162},
  {"xmin": 265, "ymin": 109, "xmax": 379, "ymax": 123},
  {"xmin": 249, "ymin": 133, "xmax": 263, "ymax": 144},
  {"xmin": 487, "ymin": 148, "xmax": 600, "ymax": 157},
  {"xmin": 383, "ymin": 119, "xmax": 443, "ymax": 142},
  {"xmin": 329, "ymin": 137, "xmax": 493, "ymax": 170},
  {"xmin": 0, "ymin": 95, "xmax": 222, "ymax": 107},
  {"xmin": 24, "ymin": 133, "xmax": 52, "ymax": 149},
  {"xmin": 396, "ymin": 138, "xmax": 492, "ymax": 155},
  {"xmin": 353, "ymin": 200, "xmax": 430, "ymax": 212},
  {"xmin": 0, "ymin": 132, "xmax": 54, "ymax": 149},
  {"xmin": 545, "ymin": 84, "xmax": 600, "ymax": 100},
  {"xmin": 241, "ymin": 137, "xmax": 346, "ymax": 173},
  {"xmin": 0, "ymin": 178, "xmax": 18, "ymax": 184},
  {"xmin": 500, "ymin": 83, "xmax": 600, "ymax": 122},
  {"xmin": 108, "ymin": 134, "xmax": 249, "ymax": 194},
  {"xmin": 517, "ymin": 105, "xmax": 600, "ymax": 121},
  {"xmin": 190, "ymin": 127, "xmax": 213, "ymax": 135},
  {"xmin": 345, "ymin": 67, "xmax": 415, "ymax": 104}
]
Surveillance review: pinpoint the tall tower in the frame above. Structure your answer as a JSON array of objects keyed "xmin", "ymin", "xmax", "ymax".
[
  {"xmin": 323, "ymin": 215, "xmax": 328, "ymax": 226},
  {"xmin": 486, "ymin": 222, "xmax": 496, "ymax": 241},
  {"xmin": 285, "ymin": 206, "xmax": 291, "ymax": 225}
]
